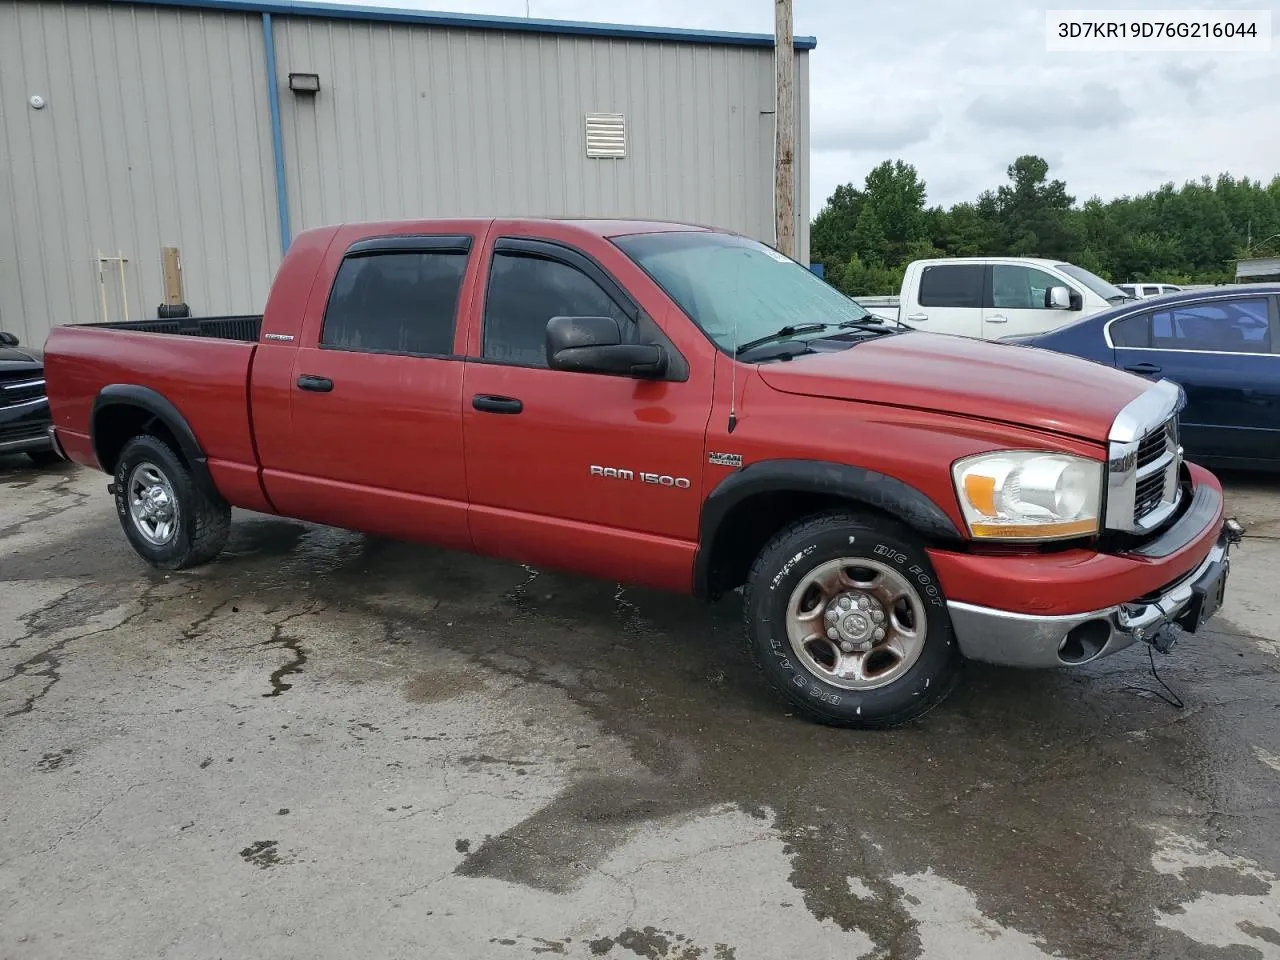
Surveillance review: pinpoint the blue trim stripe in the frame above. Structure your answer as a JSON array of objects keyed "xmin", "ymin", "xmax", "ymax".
[
  {"xmin": 129, "ymin": 0, "xmax": 817, "ymax": 49},
  {"xmin": 261, "ymin": 13, "xmax": 291, "ymax": 255}
]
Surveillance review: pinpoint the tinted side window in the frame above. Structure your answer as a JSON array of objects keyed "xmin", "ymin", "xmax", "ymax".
[
  {"xmin": 322, "ymin": 252, "xmax": 466, "ymax": 355},
  {"xmin": 1149, "ymin": 299, "xmax": 1272, "ymax": 353},
  {"xmin": 483, "ymin": 252, "xmax": 631, "ymax": 366},
  {"xmin": 1110, "ymin": 314, "xmax": 1150, "ymax": 348},
  {"xmin": 918, "ymin": 264, "xmax": 984, "ymax": 309},
  {"xmin": 991, "ymin": 265, "xmax": 1063, "ymax": 310}
]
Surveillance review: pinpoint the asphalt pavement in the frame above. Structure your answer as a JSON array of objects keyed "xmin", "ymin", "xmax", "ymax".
[{"xmin": 2, "ymin": 456, "xmax": 1277, "ymax": 960}]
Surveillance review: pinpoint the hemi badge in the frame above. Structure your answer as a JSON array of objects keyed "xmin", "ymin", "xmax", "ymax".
[
  {"xmin": 709, "ymin": 452, "xmax": 743, "ymax": 467},
  {"xmin": 264, "ymin": 333, "xmax": 295, "ymax": 342}
]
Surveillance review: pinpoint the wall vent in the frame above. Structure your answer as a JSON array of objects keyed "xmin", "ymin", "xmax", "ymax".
[{"xmin": 585, "ymin": 112, "xmax": 626, "ymax": 158}]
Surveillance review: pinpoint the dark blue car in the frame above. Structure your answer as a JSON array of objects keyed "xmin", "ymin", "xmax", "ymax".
[{"xmin": 1009, "ymin": 284, "xmax": 1280, "ymax": 470}]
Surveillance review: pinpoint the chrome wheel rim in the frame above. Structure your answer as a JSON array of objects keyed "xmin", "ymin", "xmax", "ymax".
[
  {"xmin": 127, "ymin": 461, "xmax": 179, "ymax": 546},
  {"xmin": 785, "ymin": 557, "xmax": 927, "ymax": 691}
]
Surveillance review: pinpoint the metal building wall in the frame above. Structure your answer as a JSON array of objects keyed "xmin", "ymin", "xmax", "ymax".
[
  {"xmin": 1, "ymin": 1, "xmax": 811, "ymax": 346},
  {"xmin": 272, "ymin": 17, "xmax": 810, "ymax": 262},
  {"xmin": 0, "ymin": 1, "xmax": 280, "ymax": 346}
]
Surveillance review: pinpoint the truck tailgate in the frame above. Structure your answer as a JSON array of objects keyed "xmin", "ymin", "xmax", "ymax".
[{"xmin": 44, "ymin": 326, "xmax": 259, "ymax": 470}]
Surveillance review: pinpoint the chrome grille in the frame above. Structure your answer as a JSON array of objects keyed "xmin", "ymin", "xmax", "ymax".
[
  {"xmin": 0, "ymin": 373, "xmax": 46, "ymax": 408},
  {"xmin": 1105, "ymin": 381, "xmax": 1185, "ymax": 534},
  {"xmin": 1136, "ymin": 421, "xmax": 1174, "ymax": 470},
  {"xmin": 1132, "ymin": 419, "xmax": 1178, "ymax": 525}
]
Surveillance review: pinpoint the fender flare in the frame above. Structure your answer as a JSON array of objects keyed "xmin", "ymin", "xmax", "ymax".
[
  {"xmin": 693, "ymin": 458, "xmax": 965, "ymax": 600},
  {"xmin": 91, "ymin": 384, "xmax": 217, "ymax": 497}
]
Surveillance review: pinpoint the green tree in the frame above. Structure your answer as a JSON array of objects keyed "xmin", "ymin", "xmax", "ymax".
[
  {"xmin": 810, "ymin": 183, "xmax": 866, "ymax": 289},
  {"xmin": 810, "ymin": 154, "xmax": 1280, "ymax": 291}
]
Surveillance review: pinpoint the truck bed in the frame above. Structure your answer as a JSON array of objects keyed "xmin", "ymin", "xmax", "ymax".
[
  {"xmin": 82, "ymin": 314, "xmax": 264, "ymax": 342},
  {"xmin": 43, "ymin": 319, "xmax": 263, "ymax": 493}
]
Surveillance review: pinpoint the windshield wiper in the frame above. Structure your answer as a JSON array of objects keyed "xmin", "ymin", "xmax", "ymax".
[
  {"xmin": 837, "ymin": 318, "xmax": 896, "ymax": 334},
  {"xmin": 735, "ymin": 323, "xmax": 832, "ymax": 355}
]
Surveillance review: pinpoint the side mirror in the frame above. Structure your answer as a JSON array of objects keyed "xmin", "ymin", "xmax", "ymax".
[
  {"xmin": 546, "ymin": 316, "xmax": 668, "ymax": 378},
  {"xmin": 0, "ymin": 331, "xmax": 18, "ymax": 347},
  {"xmin": 1046, "ymin": 286, "xmax": 1072, "ymax": 310}
]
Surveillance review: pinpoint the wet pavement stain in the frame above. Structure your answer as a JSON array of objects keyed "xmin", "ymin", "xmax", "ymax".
[
  {"xmin": 403, "ymin": 668, "xmax": 488, "ymax": 704},
  {"xmin": 612, "ymin": 927, "xmax": 707, "ymax": 959},
  {"xmin": 1239, "ymin": 922, "xmax": 1280, "ymax": 947},
  {"xmin": 259, "ymin": 614, "xmax": 310, "ymax": 698},
  {"xmin": 239, "ymin": 839, "xmax": 288, "ymax": 869},
  {"xmin": 35, "ymin": 748, "xmax": 72, "ymax": 771}
]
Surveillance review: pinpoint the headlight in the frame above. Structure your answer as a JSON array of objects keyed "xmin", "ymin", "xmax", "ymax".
[{"xmin": 952, "ymin": 451, "xmax": 1102, "ymax": 541}]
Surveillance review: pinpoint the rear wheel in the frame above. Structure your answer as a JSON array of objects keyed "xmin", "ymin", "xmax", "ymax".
[
  {"xmin": 743, "ymin": 510, "xmax": 961, "ymax": 728},
  {"xmin": 113, "ymin": 434, "xmax": 230, "ymax": 569}
]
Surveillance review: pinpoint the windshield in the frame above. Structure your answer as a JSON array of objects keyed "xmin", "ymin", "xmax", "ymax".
[
  {"xmin": 1055, "ymin": 262, "xmax": 1131, "ymax": 301},
  {"xmin": 612, "ymin": 231, "xmax": 874, "ymax": 353}
]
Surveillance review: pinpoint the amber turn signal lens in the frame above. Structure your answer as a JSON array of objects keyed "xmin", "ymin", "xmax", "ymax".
[
  {"xmin": 962, "ymin": 473, "xmax": 998, "ymax": 517},
  {"xmin": 968, "ymin": 518, "xmax": 1099, "ymax": 539}
]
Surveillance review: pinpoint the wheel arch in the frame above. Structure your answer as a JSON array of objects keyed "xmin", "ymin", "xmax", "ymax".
[
  {"xmin": 91, "ymin": 385, "xmax": 217, "ymax": 498},
  {"xmin": 693, "ymin": 459, "xmax": 964, "ymax": 601}
]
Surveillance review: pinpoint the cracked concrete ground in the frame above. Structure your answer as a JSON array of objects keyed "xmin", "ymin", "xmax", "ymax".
[{"xmin": 2, "ymin": 455, "xmax": 1278, "ymax": 960}]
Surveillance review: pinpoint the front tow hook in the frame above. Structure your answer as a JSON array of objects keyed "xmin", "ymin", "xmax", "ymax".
[{"xmin": 1151, "ymin": 622, "xmax": 1183, "ymax": 655}]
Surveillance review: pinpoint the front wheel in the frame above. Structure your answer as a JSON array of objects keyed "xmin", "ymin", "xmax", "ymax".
[
  {"xmin": 113, "ymin": 434, "xmax": 231, "ymax": 569},
  {"xmin": 743, "ymin": 511, "xmax": 961, "ymax": 728}
]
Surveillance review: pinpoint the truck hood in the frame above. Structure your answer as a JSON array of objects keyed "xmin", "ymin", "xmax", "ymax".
[
  {"xmin": 756, "ymin": 332, "xmax": 1146, "ymax": 440},
  {"xmin": 0, "ymin": 344, "xmax": 42, "ymax": 365}
]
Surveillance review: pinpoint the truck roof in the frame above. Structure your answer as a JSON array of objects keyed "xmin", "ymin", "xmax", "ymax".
[
  {"xmin": 910, "ymin": 256, "xmax": 1069, "ymax": 268},
  {"xmin": 313, "ymin": 217, "xmax": 715, "ymax": 240}
]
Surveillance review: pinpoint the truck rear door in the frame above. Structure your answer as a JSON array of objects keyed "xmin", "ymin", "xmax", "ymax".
[
  {"xmin": 260, "ymin": 229, "xmax": 479, "ymax": 551},
  {"xmin": 906, "ymin": 263, "xmax": 984, "ymax": 338}
]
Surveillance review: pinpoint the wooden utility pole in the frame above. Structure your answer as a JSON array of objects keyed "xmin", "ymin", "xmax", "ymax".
[{"xmin": 774, "ymin": 0, "xmax": 795, "ymax": 258}]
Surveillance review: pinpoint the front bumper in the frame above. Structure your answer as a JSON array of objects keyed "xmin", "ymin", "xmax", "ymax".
[
  {"xmin": 0, "ymin": 396, "xmax": 54, "ymax": 455},
  {"xmin": 948, "ymin": 519, "xmax": 1240, "ymax": 668}
]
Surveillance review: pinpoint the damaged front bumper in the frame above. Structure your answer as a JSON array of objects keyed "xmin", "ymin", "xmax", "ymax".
[{"xmin": 946, "ymin": 518, "xmax": 1243, "ymax": 669}]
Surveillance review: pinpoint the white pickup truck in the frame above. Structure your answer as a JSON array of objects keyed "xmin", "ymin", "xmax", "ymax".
[{"xmin": 859, "ymin": 257, "xmax": 1135, "ymax": 340}]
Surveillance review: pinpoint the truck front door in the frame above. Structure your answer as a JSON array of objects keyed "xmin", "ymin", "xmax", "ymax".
[
  {"xmin": 984, "ymin": 264, "xmax": 1076, "ymax": 338},
  {"xmin": 460, "ymin": 235, "xmax": 712, "ymax": 592}
]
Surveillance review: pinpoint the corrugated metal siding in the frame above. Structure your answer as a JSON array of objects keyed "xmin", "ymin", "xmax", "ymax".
[
  {"xmin": 0, "ymin": 1, "xmax": 278, "ymax": 345},
  {"xmin": 274, "ymin": 18, "xmax": 805, "ymax": 256},
  {"xmin": 1, "ymin": 2, "xmax": 810, "ymax": 344}
]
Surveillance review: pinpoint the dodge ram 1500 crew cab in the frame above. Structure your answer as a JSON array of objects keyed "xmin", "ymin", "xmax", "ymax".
[{"xmin": 43, "ymin": 218, "xmax": 1240, "ymax": 728}]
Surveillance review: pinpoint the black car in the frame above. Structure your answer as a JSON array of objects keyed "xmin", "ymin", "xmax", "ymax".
[
  {"xmin": 0, "ymin": 331, "xmax": 59, "ymax": 466},
  {"xmin": 1007, "ymin": 284, "xmax": 1280, "ymax": 470}
]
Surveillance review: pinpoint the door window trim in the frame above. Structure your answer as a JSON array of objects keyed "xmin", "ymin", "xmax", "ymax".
[
  {"xmin": 317, "ymin": 235, "xmax": 474, "ymax": 359},
  {"xmin": 475, "ymin": 235, "xmax": 689, "ymax": 380},
  {"xmin": 1104, "ymin": 293, "xmax": 1280, "ymax": 356}
]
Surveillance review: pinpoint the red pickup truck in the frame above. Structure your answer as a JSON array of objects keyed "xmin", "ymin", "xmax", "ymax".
[{"xmin": 43, "ymin": 218, "xmax": 1240, "ymax": 727}]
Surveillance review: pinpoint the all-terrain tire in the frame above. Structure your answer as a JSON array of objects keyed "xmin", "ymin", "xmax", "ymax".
[
  {"xmin": 113, "ymin": 434, "xmax": 231, "ymax": 570},
  {"xmin": 743, "ymin": 510, "xmax": 961, "ymax": 728}
]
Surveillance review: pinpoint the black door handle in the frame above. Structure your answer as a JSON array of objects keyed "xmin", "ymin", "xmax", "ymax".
[
  {"xmin": 1124, "ymin": 362, "xmax": 1162, "ymax": 376},
  {"xmin": 297, "ymin": 375, "xmax": 334, "ymax": 392},
  {"xmin": 472, "ymin": 394, "xmax": 523, "ymax": 415}
]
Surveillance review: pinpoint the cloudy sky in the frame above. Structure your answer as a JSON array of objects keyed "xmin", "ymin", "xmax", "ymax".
[{"xmin": 356, "ymin": 0, "xmax": 1279, "ymax": 215}]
